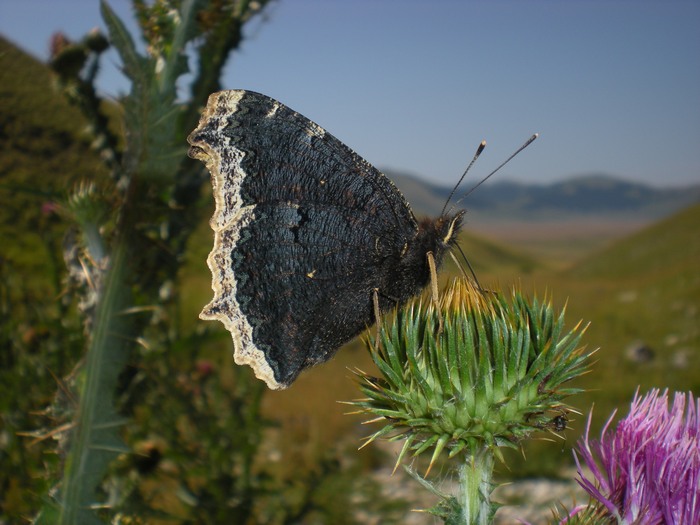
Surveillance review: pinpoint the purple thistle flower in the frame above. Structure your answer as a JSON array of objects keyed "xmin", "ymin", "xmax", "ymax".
[{"xmin": 574, "ymin": 389, "xmax": 700, "ymax": 525}]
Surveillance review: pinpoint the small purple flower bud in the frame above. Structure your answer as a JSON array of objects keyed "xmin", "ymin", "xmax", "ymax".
[{"xmin": 41, "ymin": 201, "xmax": 60, "ymax": 216}]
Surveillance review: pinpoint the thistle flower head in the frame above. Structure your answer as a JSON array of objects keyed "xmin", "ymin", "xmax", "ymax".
[
  {"xmin": 348, "ymin": 278, "xmax": 592, "ymax": 473},
  {"xmin": 574, "ymin": 389, "xmax": 700, "ymax": 524}
]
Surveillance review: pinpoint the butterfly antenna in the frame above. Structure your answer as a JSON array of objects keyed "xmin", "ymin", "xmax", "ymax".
[
  {"xmin": 446, "ymin": 133, "xmax": 539, "ymax": 216},
  {"xmin": 440, "ymin": 140, "xmax": 487, "ymax": 217}
]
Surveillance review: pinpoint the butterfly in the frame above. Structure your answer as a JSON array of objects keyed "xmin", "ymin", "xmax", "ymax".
[{"xmin": 188, "ymin": 90, "xmax": 534, "ymax": 389}]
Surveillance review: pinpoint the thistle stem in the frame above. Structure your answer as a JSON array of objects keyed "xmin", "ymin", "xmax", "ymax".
[{"xmin": 459, "ymin": 447, "xmax": 494, "ymax": 525}]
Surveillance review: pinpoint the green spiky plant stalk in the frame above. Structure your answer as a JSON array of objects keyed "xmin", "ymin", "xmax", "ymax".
[
  {"xmin": 34, "ymin": 1, "xmax": 272, "ymax": 523},
  {"xmin": 348, "ymin": 278, "xmax": 593, "ymax": 524}
]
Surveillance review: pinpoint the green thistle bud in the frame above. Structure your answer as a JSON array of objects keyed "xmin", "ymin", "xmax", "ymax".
[
  {"xmin": 347, "ymin": 278, "xmax": 592, "ymax": 523},
  {"xmin": 66, "ymin": 181, "xmax": 110, "ymax": 262}
]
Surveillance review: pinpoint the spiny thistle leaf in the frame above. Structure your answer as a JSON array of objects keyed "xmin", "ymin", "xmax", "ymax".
[
  {"xmin": 348, "ymin": 278, "xmax": 593, "ymax": 472},
  {"xmin": 100, "ymin": 0, "xmax": 148, "ymax": 82}
]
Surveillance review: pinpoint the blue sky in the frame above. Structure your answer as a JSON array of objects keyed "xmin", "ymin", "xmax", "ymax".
[{"xmin": 3, "ymin": 0, "xmax": 699, "ymax": 187}]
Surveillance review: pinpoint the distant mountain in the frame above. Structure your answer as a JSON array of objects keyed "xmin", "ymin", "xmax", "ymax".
[{"xmin": 383, "ymin": 170, "xmax": 700, "ymax": 222}]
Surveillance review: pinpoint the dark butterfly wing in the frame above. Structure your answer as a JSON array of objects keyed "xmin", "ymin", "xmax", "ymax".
[{"xmin": 188, "ymin": 90, "xmax": 421, "ymax": 389}]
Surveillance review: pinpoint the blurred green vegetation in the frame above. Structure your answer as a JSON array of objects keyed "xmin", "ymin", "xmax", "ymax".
[
  {"xmin": 0, "ymin": 34, "xmax": 109, "ymax": 517},
  {"xmin": 2, "ymin": 21, "xmax": 698, "ymax": 523}
]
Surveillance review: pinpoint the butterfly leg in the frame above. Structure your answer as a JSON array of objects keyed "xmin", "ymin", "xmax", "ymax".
[
  {"xmin": 372, "ymin": 288, "xmax": 382, "ymax": 349},
  {"xmin": 426, "ymin": 251, "xmax": 443, "ymax": 333}
]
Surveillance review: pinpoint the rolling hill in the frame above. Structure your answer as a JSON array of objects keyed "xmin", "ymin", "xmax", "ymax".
[{"xmin": 569, "ymin": 202, "xmax": 700, "ymax": 280}]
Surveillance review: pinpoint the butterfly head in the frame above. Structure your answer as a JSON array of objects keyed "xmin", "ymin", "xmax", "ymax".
[{"xmin": 413, "ymin": 210, "xmax": 465, "ymax": 266}]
